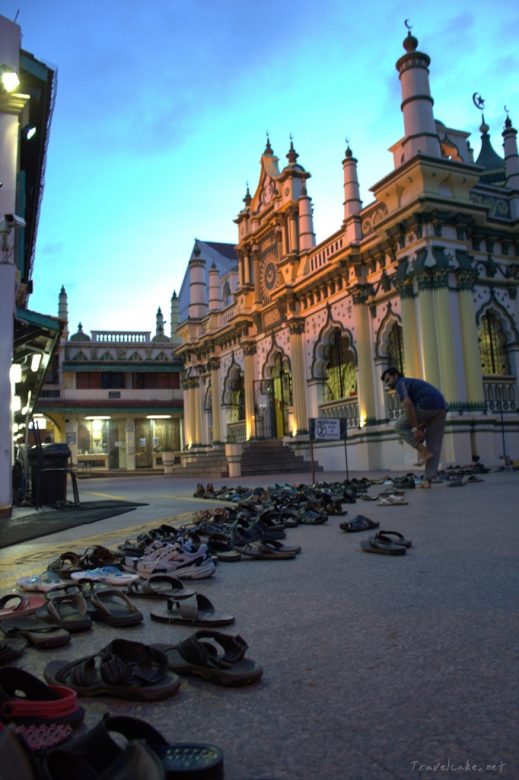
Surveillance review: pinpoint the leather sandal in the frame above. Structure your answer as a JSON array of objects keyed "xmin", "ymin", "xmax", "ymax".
[{"xmin": 44, "ymin": 639, "xmax": 181, "ymax": 701}]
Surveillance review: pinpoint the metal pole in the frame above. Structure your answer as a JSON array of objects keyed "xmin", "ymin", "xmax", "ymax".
[
  {"xmin": 343, "ymin": 436, "xmax": 349, "ymax": 482},
  {"xmin": 310, "ymin": 437, "xmax": 315, "ymax": 484}
]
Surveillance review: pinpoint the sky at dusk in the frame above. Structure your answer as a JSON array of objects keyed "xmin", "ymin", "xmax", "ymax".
[{"xmin": 3, "ymin": 0, "xmax": 519, "ymax": 334}]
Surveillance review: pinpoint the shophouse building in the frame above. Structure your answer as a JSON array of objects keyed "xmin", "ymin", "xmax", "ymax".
[
  {"xmin": 1, "ymin": 14, "xmax": 62, "ymax": 516},
  {"xmin": 34, "ymin": 288, "xmax": 184, "ymax": 473}
]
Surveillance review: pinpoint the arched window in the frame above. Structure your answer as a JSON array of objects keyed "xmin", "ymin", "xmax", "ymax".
[
  {"xmin": 222, "ymin": 281, "xmax": 231, "ymax": 306},
  {"xmin": 229, "ymin": 370, "xmax": 245, "ymax": 421},
  {"xmin": 479, "ymin": 312, "xmax": 510, "ymax": 376},
  {"xmin": 324, "ymin": 328, "xmax": 357, "ymax": 401},
  {"xmin": 387, "ymin": 322, "xmax": 404, "ymax": 375}
]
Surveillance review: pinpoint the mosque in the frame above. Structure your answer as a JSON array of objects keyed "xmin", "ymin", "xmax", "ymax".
[{"xmin": 174, "ymin": 29, "xmax": 519, "ymax": 474}]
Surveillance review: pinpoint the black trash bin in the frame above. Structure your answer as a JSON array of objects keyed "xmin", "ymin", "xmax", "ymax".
[{"xmin": 28, "ymin": 443, "xmax": 72, "ymax": 506}]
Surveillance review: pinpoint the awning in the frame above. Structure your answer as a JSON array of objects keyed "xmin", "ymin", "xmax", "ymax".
[{"xmin": 13, "ymin": 307, "xmax": 62, "ymax": 425}]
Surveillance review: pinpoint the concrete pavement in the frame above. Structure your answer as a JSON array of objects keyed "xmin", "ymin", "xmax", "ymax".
[{"xmin": 1, "ymin": 468, "xmax": 518, "ymax": 779}]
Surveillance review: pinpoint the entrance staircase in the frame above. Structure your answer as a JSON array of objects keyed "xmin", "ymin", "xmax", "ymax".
[
  {"xmin": 172, "ymin": 440, "xmax": 320, "ymax": 478},
  {"xmin": 173, "ymin": 448, "xmax": 229, "ymax": 478},
  {"xmin": 240, "ymin": 440, "xmax": 318, "ymax": 476}
]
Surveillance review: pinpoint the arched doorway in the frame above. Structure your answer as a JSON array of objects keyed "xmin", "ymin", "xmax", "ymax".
[{"xmin": 254, "ymin": 352, "xmax": 292, "ymax": 438}]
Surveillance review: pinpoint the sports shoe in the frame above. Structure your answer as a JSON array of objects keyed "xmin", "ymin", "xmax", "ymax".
[{"xmin": 135, "ymin": 539, "xmax": 216, "ymax": 580}]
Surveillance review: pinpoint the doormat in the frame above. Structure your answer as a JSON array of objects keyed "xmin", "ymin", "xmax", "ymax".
[{"xmin": 0, "ymin": 501, "xmax": 148, "ymax": 548}]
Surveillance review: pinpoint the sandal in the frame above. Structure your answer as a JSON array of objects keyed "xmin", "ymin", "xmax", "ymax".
[
  {"xmin": 42, "ymin": 713, "xmax": 224, "ymax": 779},
  {"xmin": 44, "ymin": 639, "xmax": 181, "ymax": 701},
  {"xmin": 1, "ymin": 617, "xmax": 71, "ymax": 649},
  {"xmin": 0, "ymin": 593, "xmax": 45, "ymax": 619},
  {"xmin": 150, "ymin": 594, "xmax": 235, "ymax": 627},
  {"xmin": 46, "ymin": 552, "xmax": 82, "ymax": 579},
  {"xmin": 16, "ymin": 570, "xmax": 64, "ymax": 593},
  {"xmin": 35, "ymin": 591, "xmax": 93, "ymax": 633},
  {"xmin": 83, "ymin": 585, "xmax": 143, "ymax": 627},
  {"xmin": 154, "ymin": 630, "xmax": 263, "ymax": 686},
  {"xmin": 125, "ymin": 574, "xmax": 195, "ymax": 600},
  {"xmin": 374, "ymin": 530, "xmax": 412, "ymax": 548},
  {"xmin": 0, "ymin": 667, "xmax": 84, "ymax": 750},
  {"xmin": 0, "ymin": 636, "xmax": 26, "ymax": 665},
  {"xmin": 234, "ymin": 541, "xmax": 297, "ymax": 560},
  {"xmin": 340, "ymin": 515, "xmax": 379, "ymax": 533},
  {"xmin": 377, "ymin": 495, "xmax": 408, "ymax": 506},
  {"xmin": 71, "ymin": 565, "xmax": 139, "ymax": 586},
  {"xmin": 360, "ymin": 536, "xmax": 407, "ymax": 556},
  {"xmin": 78, "ymin": 545, "xmax": 123, "ymax": 570}
]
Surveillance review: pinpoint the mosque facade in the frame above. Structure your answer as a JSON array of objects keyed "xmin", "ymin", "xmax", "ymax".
[{"xmin": 175, "ymin": 31, "xmax": 519, "ymax": 473}]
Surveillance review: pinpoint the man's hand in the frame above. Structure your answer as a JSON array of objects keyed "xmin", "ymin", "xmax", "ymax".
[{"xmin": 413, "ymin": 425, "xmax": 426, "ymax": 443}]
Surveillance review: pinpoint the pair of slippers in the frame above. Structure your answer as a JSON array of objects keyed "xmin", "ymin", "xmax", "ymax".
[{"xmin": 361, "ymin": 531, "xmax": 412, "ymax": 556}]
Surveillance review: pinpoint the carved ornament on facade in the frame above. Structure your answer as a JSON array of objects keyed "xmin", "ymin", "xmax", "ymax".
[
  {"xmin": 455, "ymin": 269, "xmax": 479, "ymax": 291},
  {"xmin": 242, "ymin": 341, "xmax": 257, "ymax": 356},
  {"xmin": 207, "ymin": 357, "xmax": 220, "ymax": 371},
  {"xmin": 288, "ymin": 318, "xmax": 305, "ymax": 335},
  {"xmin": 350, "ymin": 283, "xmax": 372, "ymax": 305}
]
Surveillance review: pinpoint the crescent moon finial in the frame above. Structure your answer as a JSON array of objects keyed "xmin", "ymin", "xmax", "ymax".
[
  {"xmin": 345, "ymin": 136, "xmax": 350, "ymax": 146},
  {"xmin": 404, "ymin": 18, "xmax": 412, "ymax": 30},
  {"xmin": 472, "ymin": 93, "xmax": 485, "ymax": 110},
  {"xmin": 504, "ymin": 105, "xmax": 510, "ymax": 115}
]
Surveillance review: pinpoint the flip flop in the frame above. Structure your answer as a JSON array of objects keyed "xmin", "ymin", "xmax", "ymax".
[
  {"xmin": 374, "ymin": 530, "xmax": 412, "ymax": 548},
  {"xmin": 0, "ymin": 593, "xmax": 46, "ymax": 619},
  {"xmin": 340, "ymin": 515, "xmax": 379, "ymax": 533},
  {"xmin": 85, "ymin": 586, "xmax": 143, "ymax": 627},
  {"xmin": 360, "ymin": 536, "xmax": 407, "ymax": 556},
  {"xmin": 154, "ymin": 630, "xmax": 263, "ymax": 687},
  {"xmin": 150, "ymin": 594, "xmax": 235, "ymax": 627},
  {"xmin": 125, "ymin": 575, "xmax": 195, "ymax": 600},
  {"xmin": 44, "ymin": 639, "xmax": 181, "ymax": 701},
  {"xmin": 1, "ymin": 617, "xmax": 71, "ymax": 648}
]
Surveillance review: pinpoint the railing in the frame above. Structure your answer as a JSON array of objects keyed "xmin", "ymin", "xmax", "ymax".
[
  {"xmin": 307, "ymin": 234, "xmax": 344, "ymax": 273},
  {"xmin": 91, "ymin": 331, "xmax": 151, "ymax": 343},
  {"xmin": 384, "ymin": 391, "xmax": 402, "ymax": 421},
  {"xmin": 318, "ymin": 397, "xmax": 359, "ymax": 428},
  {"xmin": 226, "ymin": 420, "xmax": 246, "ymax": 442},
  {"xmin": 483, "ymin": 377, "xmax": 517, "ymax": 412}
]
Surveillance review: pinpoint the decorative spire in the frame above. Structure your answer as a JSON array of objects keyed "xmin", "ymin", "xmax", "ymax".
[
  {"xmin": 243, "ymin": 183, "xmax": 251, "ymax": 207},
  {"xmin": 345, "ymin": 136, "xmax": 352, "ymax": 158},
  {"xmin": 264, "ymin": 131, "xmax": 273, "ymax": 155},
  {"xmin": 286, "ymin": 135, "xmax": 299, "ymax": 164},
  {"xmin": 504, "ymin": 105, "xmax": 512, "ymax": 129}
]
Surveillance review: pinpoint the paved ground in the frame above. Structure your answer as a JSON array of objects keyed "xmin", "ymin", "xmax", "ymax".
[{"xmin": 1, "ymin": 467, "xmax": 518, "ymax": 780}]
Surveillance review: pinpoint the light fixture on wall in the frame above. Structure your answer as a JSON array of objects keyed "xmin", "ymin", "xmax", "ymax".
[
  {"xmin": 30, "ymin": 353, "xmax": 42, "ymax": 372},
  {"xmin": 85, "ymin": 416, "xmax": 111, "ymax": 420},
  {"xmin": 146, "ymin": 415, "xmax": 172, "ymax": 419},
  {"xmin": 22, "ymin": 124, "xmax": 37, "ymax": 141},
  {"xmin": 9, "ymin": 363, "xmax": 22, "ymax": 384},
  {"xmin": 0, "ymin": 65, "xmax": 20, "ymax": 93}
]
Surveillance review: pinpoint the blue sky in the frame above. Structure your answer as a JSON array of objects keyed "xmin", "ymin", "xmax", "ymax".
[{"xmin": 3, "ymin": 0, "xmax": 519, "ymax": 333}]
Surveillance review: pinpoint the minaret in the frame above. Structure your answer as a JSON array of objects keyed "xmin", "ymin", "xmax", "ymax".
[
  {"xmin": 155, "ymin": 307, "xmax": 166, "ymax": 339},
  {"xmin": 188, "ymin": 243, "xmax": 208, "ymax": 319},
  {"xmin": 502, "ymin": 114, "xmax": 519, "ymax": 218},
  {"xmin": 342, "ymin": 144, "xmax": 363, "ymax": 242},
  {"xmin": 395, "ymin": 28, "xmax": 441, "ymax": 161},
  {"xmin": 58, "ymin": 286, "xmax": 68, "ymax": 339},
  {"xmin": 298, "ymin": 181, "xmax": 316, "ymax": 250},
  {"xmin": 208, "ymin": 262, "xmax": 222, "ymax": 311},
  {"xmin": 170, "ymin": 291, "xmax": 179, "ymax": 338}
]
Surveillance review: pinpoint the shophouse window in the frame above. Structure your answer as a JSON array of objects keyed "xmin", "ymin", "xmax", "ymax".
[{"xmin": 101, "ymin": 372, "xmax": 125, "ymax": 389}]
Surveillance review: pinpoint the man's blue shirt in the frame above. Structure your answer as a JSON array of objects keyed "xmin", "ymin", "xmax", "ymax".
[{"xmin": 395, "ymin": 378, "xmax": 448, "ymax": 410}]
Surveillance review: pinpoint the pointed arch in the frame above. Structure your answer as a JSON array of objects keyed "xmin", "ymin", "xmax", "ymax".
[
  {"xmin": 376, "ymin": 305, "xmax": 404, "ymax": 373},
  {"xmin": 310, "ymin": 310, "xmax": 357, "ymax": 380}
]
